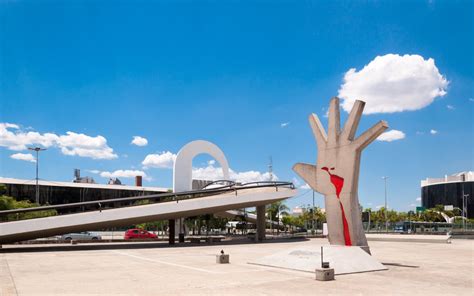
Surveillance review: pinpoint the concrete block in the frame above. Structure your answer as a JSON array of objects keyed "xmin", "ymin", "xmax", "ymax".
[
  {"xmin": 316, "ymin": 268, "xmax": 335, "ymax": 281},
  {"xmin": 316, "ymin": 268, "xmax": 334, "ymax": 281},
  {"xmin": 216, "ymin": 254, "xmax": 230, "ymax": 264}
]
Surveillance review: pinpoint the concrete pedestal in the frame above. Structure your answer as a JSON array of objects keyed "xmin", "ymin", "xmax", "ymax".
[
  {"xmin": 216, "ymin": 254, "xmax": 230, "ymax": 264},
  {"xmin": 315, "ymin": 268, "xmax": 335, "ymax": 281},
  {"xmin": 249, "ymin": 245, "xmax": 387, "ymax": 275}
]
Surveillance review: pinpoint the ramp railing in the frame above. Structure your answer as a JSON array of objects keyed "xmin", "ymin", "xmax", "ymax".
[{"xmin": 0, "ymin": 181, "xmax": 294, "ymax": 221}]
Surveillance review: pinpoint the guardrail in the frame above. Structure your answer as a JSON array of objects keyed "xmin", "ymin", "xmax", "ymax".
[{"xmin": 0, "ymin": 181, "xmax": 294, "ymax": 218}]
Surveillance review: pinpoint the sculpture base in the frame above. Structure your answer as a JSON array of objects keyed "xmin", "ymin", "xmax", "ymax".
[
  {"xmin": 315, "ymin": 268, "xmax": 335, "ymax": 281},
  {"xmin": 216, "ymin": 254, "xmax": 230, "ymax": 264},
  {"xmin": 248, "ymin": 245, "xmax": 387, "ymax": 275}
]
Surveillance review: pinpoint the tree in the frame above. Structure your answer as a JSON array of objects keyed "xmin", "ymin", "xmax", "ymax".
[
  {"xmin": 0, "ymin": 194, "xmax": 57, "ymax": 222},
  {"xmin": 267, "ymin": 201, "xmax": 290, "ymax": 234}
]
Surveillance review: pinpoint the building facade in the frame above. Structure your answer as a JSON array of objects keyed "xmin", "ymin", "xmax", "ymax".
[
  {"xmin": 421, "ymin": 171, "xmax": 473, "ymax": 218},
  {"xmin": 0, "ymin": 177, "xmax": 169, "ymax": 208}
]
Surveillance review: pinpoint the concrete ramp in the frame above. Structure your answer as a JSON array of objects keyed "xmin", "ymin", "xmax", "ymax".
[
  {"xmin": 0, "ymin": 187, "xmax": 296, "ymax": 244},
  {"xmin": 249, "ymin": 245, "xmax": 387, "ymax": 275},
  {"xmin": 215, "ymin": 210, "xmax": 283, "ymax": 228}
]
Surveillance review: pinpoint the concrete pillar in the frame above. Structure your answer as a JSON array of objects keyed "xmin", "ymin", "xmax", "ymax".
[
  {"xmin": 168, "ymin": 219, "xmax": 175, "ymax": 245},
  {"xmin": 256, "ymin": 205, "xmax": 266, "ymax": 242}
]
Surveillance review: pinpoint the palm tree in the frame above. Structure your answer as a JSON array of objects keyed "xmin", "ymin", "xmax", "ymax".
[{"xmin": 267, "ymin": 201, "xmax": 289, "ymax": 235}]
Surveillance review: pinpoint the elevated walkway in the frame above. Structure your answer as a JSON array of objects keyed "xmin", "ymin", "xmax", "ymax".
[
  {"xmin": 0, "ymin": 183, "xmax": 296, "ymax": 244},
  {"xmin": 215, "ymin": 210, "xmax": 284, "ymax": 228}
]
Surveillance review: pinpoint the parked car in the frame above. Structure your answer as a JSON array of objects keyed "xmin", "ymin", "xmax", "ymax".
[
  {"xmin": 124, "ymin": 229, "xmax": 158, "ymax": 240},
  {"xmin": 60, "ymin": 232, "xmax": 101, "ymax": 241}
]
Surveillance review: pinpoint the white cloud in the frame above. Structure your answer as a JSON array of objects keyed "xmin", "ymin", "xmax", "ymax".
[
  {"xmin": 376, "ymin": 130, "xmax": 406, "ymax": 142},
  {"xmin": 142, "ymin": 151, "xmax": 176, "ymax": 169},
  {"xmin": 57, "ymin": 132, "xmax": 117, "ymax": 160},
  {"xmin": 0, "ymin": 123, "xmax": 117, "ymax": 160},
  {"xmin": 280, "ymin": 122, "xmax": 290, "ymax": 128},
  {"xmin": 191, "ymin": 163, "xmax": 278, "ymax": 183},
  {"xmin": 430, "ymin": 129, "xmax": 438, "ymax": 135},
  {"xmin": 446, "ymin": 105, "xmax": 455, "ymax": 110},
  {"xmin": 338, "ymin": 54, "xmax": 448, "ymax": 114},
  {"xmin": 292, "ymin": 177, "xmax": 300, "ymax": 187},
  {"xmin": 208, "ymin": 160, "xmax": 216, "ymax": 165},
  {"xmin": 300, "ymin": 183, "xmax": 311, "ymax": 190},
  {"xmin": 0, "ymin": 123, "xmax": 58, "ymax": 151},
  {"xmin": 416, "ymin": 197, "xmax": 421, "ymax": 201},
  {"xmin": 91, "ymin": 169, "xmax": 150, "ymax": 181},
  {"xmin": 131, "ymin": 136, "xmax": 148, "ymax": 147},
  {"xmin": 10, "ymin": 153, "xmax": 36, "ymax": 163}
]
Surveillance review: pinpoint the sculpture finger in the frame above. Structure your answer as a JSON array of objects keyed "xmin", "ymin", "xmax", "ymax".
[
  {"xmin": 354, "ymin": 120, "xmax": 389, "ymax": 150},
  {"xmin": 292, "ymin": 163, "xmax": 320, "ymax": 192},
  {"xmin": 309, "ymin": 113, "xmax": 327, "ymax": 148},
  {"xmin": 327, "ymin": 97, "xmax": 341, "ymax": 146},
  {"xmin": 341, "ymin": 100, "xmax": 365, "ymax": 142}
]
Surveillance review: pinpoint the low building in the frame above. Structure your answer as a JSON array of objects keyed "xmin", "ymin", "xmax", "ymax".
[
  {"xmin": 0, "ymin": 177, "xmax": 169, "ymax": 206},
  {"xmin": 421, "ymin": 171, "xmax": 473, "ymax": 218}
]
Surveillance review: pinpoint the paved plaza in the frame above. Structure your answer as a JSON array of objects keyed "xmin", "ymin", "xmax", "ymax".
[{"xmin": 1, "ymin": 237, "xmax": 472, "ymax": 295}]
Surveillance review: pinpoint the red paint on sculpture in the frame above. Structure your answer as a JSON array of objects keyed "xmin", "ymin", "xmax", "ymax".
[{"xmin": 322, "ymin": 167, "xmax": 352, "ymax": 246}]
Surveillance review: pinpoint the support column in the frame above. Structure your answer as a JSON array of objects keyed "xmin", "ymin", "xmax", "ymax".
[
  {"xmin": 256, "ymin": 205, "xmax": 266, "ymax": 242},
  {"xmin": 168, "ymin": 219, "xmax": 175, "ymax": 245}
]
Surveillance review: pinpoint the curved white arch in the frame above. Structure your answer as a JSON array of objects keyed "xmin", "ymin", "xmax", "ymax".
[{"xmin": 173, "ymin": 140, "xmax": 230, "ymax": 192}]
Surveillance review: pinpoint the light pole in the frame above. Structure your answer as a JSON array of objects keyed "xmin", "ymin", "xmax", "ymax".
[
  {"xmin": 312, "ymin": 190, "xmax": 315, "ymax": 234},
  {"xmin": 461, "ymin": 173, "xmax": 469, "ymax": 231},
  {"xmin": 28, "ymin": 147, "xmax": 47, "ymax": 205},
  {"xmin": 382, "ymin": 176, "xmax": 389, "ymax": 232}
]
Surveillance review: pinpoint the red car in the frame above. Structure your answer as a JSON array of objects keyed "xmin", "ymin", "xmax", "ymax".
[{"xmin": 124, "ymin": 229, "xmax": 158, "ymax": 240}]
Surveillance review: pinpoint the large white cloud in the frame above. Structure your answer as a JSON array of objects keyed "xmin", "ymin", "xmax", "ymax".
[
  {"xmin": 376, "ymin": 130, "xmax": 406, "ymax": 142},
  {"xmin": 10, "ymin": 153, "xmax": 36, "ymax": 163},
  {"xmin": 142, "ymin": 151, "xmax": 177, "ymax": 169},
  {"xmin": 0, "ymin": 123, "xmax": 117, "ymax": 159},
  {"xmin": 90, "ymin": 169, "xmax": 151, "ymax": 181},
  {"xmin": 338, "ymin": 54, "xmax": 448, "ymax": 114},
  {"xmin": 131, "ymin": 136, "xmax": 148, "ymax": 147},
  {"xmin": 191, "ymin": 163, "xmax": 277, "ymax": 183},
  {"xmin": 0, "ymin": 123, "xmax": 58, "ymax": 151},
  {"xmin": 57, "ymin": 132, "xmax": 117, "ymax": 159}
]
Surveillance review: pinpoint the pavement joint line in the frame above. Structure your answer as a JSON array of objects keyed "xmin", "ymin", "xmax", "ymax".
[
  {"xmin": 0, "ymin": 254, "xmax": 18, "ymax": 296},
  {"xmin": 234, "ymin": 263, "xmax": 311, "ymax": 276},
  {"xmin": 110, "ymin": 250, "xmax": 220, "ymax": 274}
]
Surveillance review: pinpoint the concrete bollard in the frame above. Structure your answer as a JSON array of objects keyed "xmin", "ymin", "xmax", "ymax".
[
  {"xmin": 315, "ymin": 268, "xmax": 335, "ymax": 281},
  {"xmin": 216, "ymin": 254, "xmax": 230, "ymax": 264},
  {"xmin": 71, "ymin": 240, "xmax": 78, "ymax": 245}
]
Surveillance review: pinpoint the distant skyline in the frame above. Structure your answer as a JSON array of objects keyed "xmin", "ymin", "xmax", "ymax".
[{"xmin": 1, "ymin": 1, "xmax": 473, "ymax": 211}]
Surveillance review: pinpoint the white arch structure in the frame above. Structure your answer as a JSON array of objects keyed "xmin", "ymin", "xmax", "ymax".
[{"xmin": 173, "ymin": 140, "xmax": 230, "ymax": 192}]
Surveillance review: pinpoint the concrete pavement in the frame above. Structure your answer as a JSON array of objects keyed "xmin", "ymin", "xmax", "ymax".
[{"xmin": 1, "ymin": 238, "xmax": 472, "ymax": 295}]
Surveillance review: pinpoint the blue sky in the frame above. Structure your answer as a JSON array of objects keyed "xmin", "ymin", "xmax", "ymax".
[{"xmin": 1, "ymin": 0, "xmax": 473, "ymax": 212}]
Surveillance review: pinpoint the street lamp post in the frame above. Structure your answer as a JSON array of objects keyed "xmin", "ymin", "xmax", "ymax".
[
  {"xmin": 382, "ymin": 176, "xmax": 389, "ymax": 232},
  {"xmin": 28, "ymin": 147, "xmax": 47, "ymax": 205},
  {"xmin": 312, "ymin": 190, "xmax": 315, "ymax": 234},
  {"xmin": 461, "ymin": 173, "xmax": 470, "ymax": 231}
]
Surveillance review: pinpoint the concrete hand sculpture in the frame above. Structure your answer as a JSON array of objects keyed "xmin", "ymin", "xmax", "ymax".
[{"xmin": 293, "ymin": 97, "xmax": 388, "ymax": 252}]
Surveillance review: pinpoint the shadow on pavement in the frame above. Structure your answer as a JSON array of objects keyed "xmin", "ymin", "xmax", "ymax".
[{"xmin": 0, "ymin": 237, "xmax": 309, "ymax": 253}]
